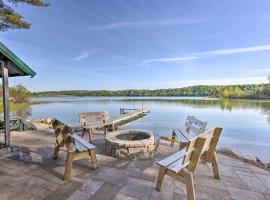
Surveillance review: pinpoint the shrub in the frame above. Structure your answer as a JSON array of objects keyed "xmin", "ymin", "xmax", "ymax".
[{"xmin": 9, "ymin": 84, "xmax": 31, "ymax": 104}]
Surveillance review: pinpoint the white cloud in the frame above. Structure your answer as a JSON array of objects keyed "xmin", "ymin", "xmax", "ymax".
[
  {"xmin": 142, "ymin": 56, "xmax": 199, "ymax": 64},
  {"xmin": 88, "ymin": 66, "xmax": 127, "ymax": 71},
  {"xmin": 88, "ymin": 18, "xmax": 201, "ymax": 31},
  {"xmin": 72, "ymin": 50, "xmax": 91, "ymax": 61},
  {"xmin": 143, "ymin": 44, "xmax": 270, "ymax": 64}
]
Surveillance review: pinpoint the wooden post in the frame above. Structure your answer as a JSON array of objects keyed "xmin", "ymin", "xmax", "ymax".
[{"xmin": 2, "ymin": 61, "xmax": 10, "ymax": 147}]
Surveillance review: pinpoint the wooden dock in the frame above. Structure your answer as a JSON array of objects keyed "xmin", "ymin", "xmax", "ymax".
[{"xmin": 111, "ymin": 108, "xmax": 150, "ymax": 126}]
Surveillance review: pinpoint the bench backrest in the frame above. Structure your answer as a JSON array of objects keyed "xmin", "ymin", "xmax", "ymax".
[
  {"xmin": 185, "ymin": 116, "xmax": 207, "ymax": 134},
  {"xmin": 52, "ymin": 119, "xmax": 95, "ymax": 152},
  {"xmin": 79, "ymin": 111, "xmax": 110, "ymax": 125}
]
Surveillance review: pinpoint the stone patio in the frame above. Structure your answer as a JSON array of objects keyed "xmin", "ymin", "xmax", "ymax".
[{"xmin": 0, "ymin": 123, "xmax": 270, "ymax": 200}]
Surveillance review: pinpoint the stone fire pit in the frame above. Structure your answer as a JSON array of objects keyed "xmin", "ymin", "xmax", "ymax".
[{"xmin": 105, "ymin": 129, "xmax": 160, "ymax": 160}]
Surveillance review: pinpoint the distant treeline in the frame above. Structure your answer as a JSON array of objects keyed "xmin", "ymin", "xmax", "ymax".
[{"xmin": 33, "ymin": 84, "xmax": 270, "ymax": 99}]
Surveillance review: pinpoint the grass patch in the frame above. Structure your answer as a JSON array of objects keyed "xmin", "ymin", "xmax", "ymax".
[{"xmin": 0, "ymin": 101, "xmax": 47, "ymax": 113}]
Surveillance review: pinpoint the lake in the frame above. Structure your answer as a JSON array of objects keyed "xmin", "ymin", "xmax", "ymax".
[{"xmin": 15, "ymin": 96, "xmax": 270, "ymax": 162}]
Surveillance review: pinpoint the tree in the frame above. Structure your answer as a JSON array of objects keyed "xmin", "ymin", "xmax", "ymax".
[
  {"xmin": 222, "ymin": 88, "xmax": 229, "ymax": 98},
  {"xmin": 268, "ymin": 74, "xmax": 270, "ymax": 84},
  {"xmin": 0, "ymin": 0, "xmax": 49, "ymax": 31},
  {"xmin": 9, "ymin": 84, "xmax": 31, "ymax": 103}
]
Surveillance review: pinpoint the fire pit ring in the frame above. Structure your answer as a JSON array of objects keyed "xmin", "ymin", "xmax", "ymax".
[{"xmin": 105, "ymin": 129, "xmax": 160, "ymax": 160}]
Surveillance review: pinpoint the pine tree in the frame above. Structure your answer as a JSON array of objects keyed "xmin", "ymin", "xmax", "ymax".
[{"xmin": 0, "ymin": 0, "xmax": 49, "ymax": 31}]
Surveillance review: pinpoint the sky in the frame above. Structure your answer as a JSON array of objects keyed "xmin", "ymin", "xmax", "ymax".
[{"xmin": 1, "ymin": 0, "xmax": 270, "ymax": 92}]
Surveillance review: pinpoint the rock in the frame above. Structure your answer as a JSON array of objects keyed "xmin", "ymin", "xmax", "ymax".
[
  {"xmin": 240, "ymin": 153, "xmax": 259, "ymax": 162},
  {"xmin": 218, "ymin": 146, "xmax": 270, "ymax": 171},
  {"xmin": 217, "ymin": 147, "xmax": 238, "ymax": 158}
]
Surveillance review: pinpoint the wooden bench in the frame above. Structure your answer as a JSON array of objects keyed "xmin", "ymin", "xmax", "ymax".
[
  {"xmin": 171, "ymin": 116, "xmax": 207, "ymax": 150},
  {"xmin": 156, "ymin": 127, "xmax": 222, "ymax": 200},
  {"xmin": 79, "ymin": 111, "xmax": 115, "ymax": 142},
  {"xmin": 52, "ymin": 119, "xmax": 97, "ymax": 180}
]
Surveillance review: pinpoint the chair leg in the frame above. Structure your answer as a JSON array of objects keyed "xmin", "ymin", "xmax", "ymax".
[
  {"xmin": 82, "ymin": 128, "xmax": 85, "ymax": 139},
  {"xmin": 104, "ymin": 126, "xmax": 108, "ymax": 135},
  {"xmin": 171, "ymin": 132, "xmax": 176, "ymax": 147},
  {"xmin": 185, "ymin": 171, "xmax": 195, "ymax": 200},
  {"xmin": 64, "ymin": 152, "xmax": 74, "ymax": 181},
  {"xmin": 211, "ymin": 152, "xmax": 221, "ymax": 180},
  {"xmin": 155, "ymin": 166, "xmax": 166, "ymax": 191},
  {"xmin": 53, "ymin": 145, "xmax": 60, "ymax": 159},
  {"xmin": 89, "ymin": 149, "xmax": 97, "ymax": 169},
  {"xmin": 88, "ymin": 128, "xmax": 92, "ymax": 143}
]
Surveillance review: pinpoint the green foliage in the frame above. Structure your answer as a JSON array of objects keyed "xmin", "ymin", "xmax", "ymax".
[
  {"xmin": 0, "ymin": 0, "xmax": 48, "ymax": 31},
  {"xmin": 9, "ymin": 84, "xmax": 31, "ymax": 103},
  {"xmin": 263, "ymin": 84, "xmax": 270, "ymax": 96},
  {"xmin": 33, "ymin": 84, "xmax": 270, "ymax": 99},
  {"xmin": 220, "ymin": 86, "xmax": 245, "ymax": 98}
]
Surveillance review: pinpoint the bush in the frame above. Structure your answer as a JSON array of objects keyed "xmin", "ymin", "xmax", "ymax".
[{"xmin": 9, "ymin": 84, "xmax": 31, "ymax": 104}]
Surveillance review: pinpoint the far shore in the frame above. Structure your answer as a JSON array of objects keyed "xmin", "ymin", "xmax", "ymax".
[{"xmin": 32, "ymin": 94, "xmax": 270, "ymax": 101}]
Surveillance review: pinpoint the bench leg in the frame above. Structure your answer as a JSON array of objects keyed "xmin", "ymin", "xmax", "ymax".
[
  {"xmin": 211, "ymin": 152, "xmax": 221, "ymax": 180},
  {"xmin": 53, "ymin": 144, "xmax": 60, "ymax": 159},
  {"xmin": 185, "ymin": 171, "xmax": 195, "ymax": 200},
  {"xmin": 155, "ymin": 166, "xmax": 166, "ymax": 191},
  {"xmin": 64, "ymin": 152, "xmax": 74, "ymax": 181},
  {"xmin": 171, "ymin": 132, "xmax": 176, "ymax": 147},
  {"xmin": 89, "ymin": 149, "xmax": 97, "ymax": 169}
]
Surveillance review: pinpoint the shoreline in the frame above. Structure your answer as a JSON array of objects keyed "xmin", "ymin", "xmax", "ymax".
[{"xmin": 32, "ymin": 95, "xmax": 270, "ymax": 101}]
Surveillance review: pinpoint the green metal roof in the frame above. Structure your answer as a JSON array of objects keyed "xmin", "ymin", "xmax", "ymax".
[{"xmin": 0, "ymin": 42, "xmax": 36, "ymax": 78}]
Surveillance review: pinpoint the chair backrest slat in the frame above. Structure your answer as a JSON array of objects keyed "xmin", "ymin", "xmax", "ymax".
[
  {"xmin": 186, "ymin": 137, "xmax": 207, "ymax": 172},
  {"xmin": 200, "ymin": 127, "xmax": 222, "ymax": 162},
  {"xmin": 52, "ymin": 119, "xmax": 73, "ymax": 148}
]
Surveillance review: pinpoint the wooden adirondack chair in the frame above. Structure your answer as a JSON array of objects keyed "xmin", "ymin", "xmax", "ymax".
[
  {"xmin": 156, "ymin": 127, "xmax": 222, "ymax": 200},
  {"xmin": 171, "ymin": 116, "xmax": 207, "ymax": 150},
  {"xmin": 52, "ymin": 119, "xmax": 97, "ymax": 180}
]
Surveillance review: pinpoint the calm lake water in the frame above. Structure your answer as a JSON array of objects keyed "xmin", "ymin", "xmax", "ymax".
[{"xmin": 15, "ymin": 96, "xmax": 270, "ymax": 162}]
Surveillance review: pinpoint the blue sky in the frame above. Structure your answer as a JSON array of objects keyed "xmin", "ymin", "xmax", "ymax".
[{"xmin": 1, "ymin": 0, "xmax": 270, "ymax": 92}]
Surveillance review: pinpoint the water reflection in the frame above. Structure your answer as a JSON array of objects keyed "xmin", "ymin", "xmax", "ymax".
[{"xmin": 108, "ymin": 98, "xmax": 270, "ymax": 124}]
